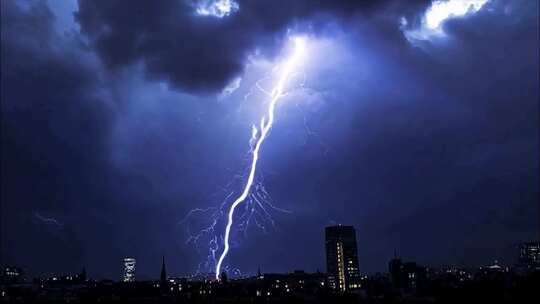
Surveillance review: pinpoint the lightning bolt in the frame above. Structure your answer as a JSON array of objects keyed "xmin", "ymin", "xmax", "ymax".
[{"xmin": 214, "ymin": 37, "xmax": 307, "ymax": 280}]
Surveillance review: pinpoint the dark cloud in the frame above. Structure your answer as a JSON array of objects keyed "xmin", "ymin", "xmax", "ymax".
[
  {"xmin": 75, "ymin": 0, "xmax": 430, "ymax": 93},
  {"xmin": 1, "ymin": 0, "xmax": 115, "ymax": 275}
]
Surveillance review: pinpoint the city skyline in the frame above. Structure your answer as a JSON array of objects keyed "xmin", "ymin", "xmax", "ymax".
[
  {"xmin": 3, "ymin": 226, "xmax": 538, "ymax": 282},
  {"xmin": 3, "ymin": 237, "xmax": 539, "ymax": 283}
]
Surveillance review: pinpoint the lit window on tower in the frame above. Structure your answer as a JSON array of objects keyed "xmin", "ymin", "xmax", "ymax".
[{"xmin": 122, "ymin": 258, "xmax": 136, "ymax": 282}]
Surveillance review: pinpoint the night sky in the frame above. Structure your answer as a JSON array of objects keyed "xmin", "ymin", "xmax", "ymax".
[{"xmin": 1, "ymin": 0, "xmax": 538, "ymax": 280}]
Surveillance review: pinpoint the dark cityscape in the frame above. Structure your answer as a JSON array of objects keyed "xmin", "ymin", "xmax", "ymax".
[
  {"xmin": 1, "ymin": 228, "xmax": 539, "ymax": 302},
  {"xmin": 1, "ymin": 0, "xmax": 539, "ymax": 303}
]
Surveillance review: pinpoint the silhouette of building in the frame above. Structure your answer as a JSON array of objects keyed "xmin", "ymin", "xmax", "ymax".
[
  {"xmin": 80, "ymin": 266, "xmax": 87, "ymax": 282},
  {"xmin": 389, "ymin": 256, "xmax": 403, "ymax": 289},
  {"xmin": 325, "ymin": 225, "xmax": 360, "ymax": 292},
  {"xmin": 402, "ymin": 262, "xmax": 426, "ymax": 290},
  {"xmin": 160, "ymin": 256, "xmax": 168, "ymax": 290},
  {"xmin": 388, "ymin": 256, "xmax": 426, "ymax": 291},
  {"xmin": 122, "ymin": 257, "xmax": 136, "ymax": 282},
  {"xmin": 2, "ymin": 266, "xmax": 23, "ymax": 284},
  {"xmin": 251, "ymin": 270, "xmax": 328, "ymax": 297},
  {"xmin": 518, "ymin": 242, "xmax": 540, "ymax": 267}
]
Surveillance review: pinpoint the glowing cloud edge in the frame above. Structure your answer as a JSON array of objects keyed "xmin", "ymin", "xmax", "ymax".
[
  {"xmin": 195, "ymin": 0, "xmax": 239, "ymax": 18},
  {"xmin": 403, "ymin": 0, "xmax": 489, "ymax": 42}
]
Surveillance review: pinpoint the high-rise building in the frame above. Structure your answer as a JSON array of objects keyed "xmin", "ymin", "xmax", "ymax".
[
  {"xmin": 388, "ymin": 257, "xmax": 403, "ymax": 289},
  {"xmin": 325, "ymin": 225, "xmax": 360, "ymax": 292},
  {"xmin": 122, "ymin": 257, "xmax": 136, "ymax": 282},
  {"xmin": 80, "ymin": 266, "xmax": 87, "ymax": 282},
  {"xmin": 518, "ymin": 242, "xmax": 540, "ymax": 267}
]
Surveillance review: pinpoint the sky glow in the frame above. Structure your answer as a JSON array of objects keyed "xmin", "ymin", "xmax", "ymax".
[
  {"xmin": 404, "ymin": 0, "xmax": 489, "ymax": 41},
  {"xmin": 195, "ymin": 0, "xmax": 239, "ymax": 18}
]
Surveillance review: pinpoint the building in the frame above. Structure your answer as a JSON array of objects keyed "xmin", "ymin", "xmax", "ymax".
[
  {"xmin": 122, "ymin": 257, "xmax": 136, "ymax": 282},
  {"xmin": 402, "ymin": 262, "xmax": 426, "ymax": 290},
  {"xmin": 2, "ymin": 266, "xmax": 23, "ymax": 284},
  {"xmin": 388, "ymin": 257, "xmax": 426, "ymax": 291},
  {"xmin": 518, "ymin": 242, "xmax": 540, "ymax": 267},
  {"xmin": 325, "ymin": 225, "xmax": 361, "ymax": 292},
  {"xmin": 388, "ymin": 257, "xmax": 403, "ymax": 289},
  {"xmin": 80, "ymin": 267, "xmax": 87, "ymax": 282},
  {"xmin": 249, "ymin": 270, "xmax": 328, "ymax": 297},
  {"xmin": 160, "ymin": 256, "xmax": 168, "ymax": 290}
]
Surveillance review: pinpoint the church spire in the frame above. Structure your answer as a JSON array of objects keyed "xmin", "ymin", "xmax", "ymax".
[{"xmin": 160, "ymin": 256, "xmax": 167, "ymax": 283}]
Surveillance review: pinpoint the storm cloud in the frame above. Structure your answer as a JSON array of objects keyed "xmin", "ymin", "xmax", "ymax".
[{"xmin": 74, "ymin": 0, "xmax": 430, "ymax": 93}]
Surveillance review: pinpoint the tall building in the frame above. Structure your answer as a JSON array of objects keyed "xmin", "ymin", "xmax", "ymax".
[
  {"xmin": 80, "ymin": 266, "xmax": 87, "ymax": 282},
  {"xmin": 518, "ymin": 242, "xmax": 540, "ymax": 267},
  {"xmin": 123, "ymin": 257, "xmax": 136, "ymax": 282},
  {"xmin": 388, "ymin": 257, "xmax": 403, "ymax": 289},
  {"xmin": 325, "ymin": 225, "xmax": 360, "ymax": 292},
  {"xmin": 160, "ymin": 256, "xmax": 168, "ymax": 289}
]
